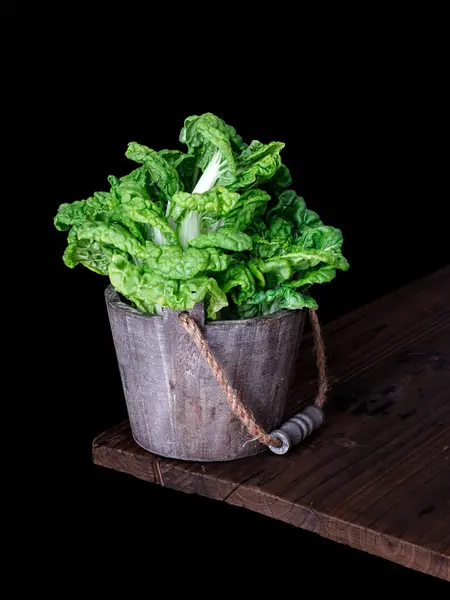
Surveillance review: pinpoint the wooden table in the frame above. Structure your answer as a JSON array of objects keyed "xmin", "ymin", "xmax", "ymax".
[{"xmin": 93, "ymin": 266, "xmax": 450, "ymax": 581}]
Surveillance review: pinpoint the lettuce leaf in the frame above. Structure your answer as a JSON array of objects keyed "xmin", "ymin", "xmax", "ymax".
[
  {"xmin": 285, "ymin": 265, "xmax": 337, "ymax": 288},
  {"xmin": 220, "ymin": 264, "xmax": 256, "ymax": 304},
  {"xmin": 54, "ymin": 192, "xmax": 111, "ymax": 231},
  {"xmin": 207, "ymin": 189, "xmax": 270, "ymax": 232},
  {"xmin": 109, "ymin": 254, "xmax": 229, "ymax": 315},
  {"xmin": 117, "ymin": 180, "xmax": 178, "ymax": 245},
  {"xmin": 171, "ymin": 187, "xmax": 240, "ymax": 216},
  {"xmin": 76, "ymin": 221, "xmax": 147, "ymax": 258},
  {"xmin": 235, "ymin": 286, "xmax": 318, "ymax": 319},
  {"xmin": 180, "ymin": 113, "xmax": 237, "ymax": 190},
  {"xmin": 125, "ymin": 142, "xmax": 179, "ymax": 200},
  {"xmin": 188, "ymin": 229, "xmax": 252, "ymax": 252},
  {"xmin": 227, "ymin": 140, "xmax": 285, "ymax": 191},
  {"xmin": 62, "ymin": 228, "xmax": 116, "ymax": 275},
  {"xmin": 205, "ymin": 278, "xmax": 228, "ymax": 320},
  {"xmin": 255, "ymin": 246, "xmax": 348, "ymax": 285},
  {"xmin": 142, "ymin": 242, "xmax": 230, "ymax": 279}
]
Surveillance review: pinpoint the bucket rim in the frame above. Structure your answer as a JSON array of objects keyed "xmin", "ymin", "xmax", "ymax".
[{"xmin": 104, "ymin": 284, "xmax": 306, "ymax": 325}]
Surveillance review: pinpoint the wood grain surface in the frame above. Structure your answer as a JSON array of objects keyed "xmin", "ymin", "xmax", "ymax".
[{"xmin": 93, "ymin": 265, "xmax": 450, "ymax": 580}]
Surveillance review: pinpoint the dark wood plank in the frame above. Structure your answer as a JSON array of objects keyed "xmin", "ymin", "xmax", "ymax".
[{"xmin": 93, "ymin": 265, "xmax": 450, "ymax": 581}]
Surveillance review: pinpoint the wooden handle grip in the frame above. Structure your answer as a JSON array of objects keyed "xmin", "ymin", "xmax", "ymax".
[{"xmin": 268, "ymin": 405, "xmax": 325, "ymax": 455}]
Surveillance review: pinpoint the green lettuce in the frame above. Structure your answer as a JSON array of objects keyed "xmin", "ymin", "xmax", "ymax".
[
  {"xmin": 235, "ymin": 286, "xmax": 319, "ymax": 319},
  {"xmin": 125, "ymin": 142, "xmax": 180, "ymax": 200},
  {"xmin": 63, "ymin": 229, "xmax": 117, "ymax": 275},
  {"xmin": 188, "ymin": 229, "xmax": 252, "ymax": 252},
  {"xmin": 54, "ymin": 112, "xmax": 349, "ymax": 320},
  {"xmin": 180, "ymin": 113, "xmax": 237, "ymax": 191}
]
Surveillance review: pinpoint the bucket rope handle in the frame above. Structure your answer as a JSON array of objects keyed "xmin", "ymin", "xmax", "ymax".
[{"xmin": 178, "ymin": 309, "xmax": 328, "ymax": 455}]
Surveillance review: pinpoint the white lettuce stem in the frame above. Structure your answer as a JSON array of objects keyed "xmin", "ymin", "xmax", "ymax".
[
  {"xmin": 193, "ymin": 150, "xmax": 223, "ymax": 194},
  {"xmin": 152, "ymin": 227, "xmax": 167, "ymax": 246},
  {"xmin": 178, "ymin": 209, "xmax": 201, "ymax": 249},
  {"xmin": 165, "ymin": 201, "xmax": 177, "ymax": 232}
]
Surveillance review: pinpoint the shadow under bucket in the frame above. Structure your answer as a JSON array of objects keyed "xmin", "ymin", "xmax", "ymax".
[{"xmin": 105, "ymin": 285, "xmax": 307, "ymax": 461}]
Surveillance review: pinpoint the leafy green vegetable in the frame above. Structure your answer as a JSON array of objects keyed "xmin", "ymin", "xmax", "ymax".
[
  {"xmin": 54, "ymin": 193, "xmax": 110, "ymax": 231},
  {"xmin": 267, "ymin": 190, "xmax": 309, "ymax": 228},
  {"xmin": 125, "ymin": 142, "xmax": 179, "ymax": 200},
  {"xmin": 180, "ymin": 113, "xmax": 237, "ymax": 191},
  {"xmin": 118, "ymin": 180, "xmax": 178, "ymax": 244},
  {"xmin": 220, "ymin": 264, "xmax": 256, "ymax": 304},
  {"xmin": 63, "ymin": 228, "xmax": 117, "ymax": 275},
  {"xmin": 211, "ymin": 189, "xmax": 270, "ymax": 232},
  {"xmin": 170, "ymin": 186, "xmax": 240, "ymax": 249},
  {"xmin": 205, "ymin": 278, "xmax": 228, "ymax": 320},
  {"xmin": 285, "ymin": 265, "xmax": 337, "ymax": 288},
  {"xmin": 229, "ymin": 154, "xmax": 281, "ymax": 191},
  {"xmin": 235, "ymin": 286, "xmax": 319, "ymax": 319},
  {"xmin": 237, "ymin": 140, "xmax": 285, "ymax": 167},
  {"xmin": 108, "ymin": 255, "xmax": 166, "ymax": 313},
  {"xmin": 171, "ymin": 187, "xmax": 240, "ymax": 215},
  {"xmin": 266, "ymin": 164, "xmax": 292, "ymax": 193},
  {"xmin": 140, "ymin": 242, "xmax": 228, "ymax": 279},
  {"xmin": 188, "ymin": 229, "xmax": 252, "ymax": 252},
  {"xmin": 54, "ymin": 112, "xmax": 349, "ymax": 320},
  {"xmin": 77, "ymin": 221, "xmax": 147, "ymax": 259}
]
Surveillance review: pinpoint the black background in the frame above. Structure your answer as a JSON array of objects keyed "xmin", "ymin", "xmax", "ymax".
[{"xmin": 26, "ymin": 16, "xmax": 449, "ymax": 593}]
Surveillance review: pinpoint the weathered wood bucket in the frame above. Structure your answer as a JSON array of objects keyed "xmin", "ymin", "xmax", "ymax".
[{"xmin": 105, "ymin": 285, "xmax": 307, "ymax": 462}]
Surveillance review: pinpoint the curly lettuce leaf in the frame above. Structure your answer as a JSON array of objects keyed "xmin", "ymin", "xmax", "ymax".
[
  {"xmin": 109, "ymin": 255, "xmax": 226, "ymax": 314},
  {"xmin": 298, "ymin": 224, "xmax": 344, "ymax": 254},
  {"xmin": 158, "ymin": 150, "xmax": 184, "ymax": 164},
  {"xmin": 205, "ymin": 189, "xmax": 270, "ymax": 233},
  {"xmin": 180, "ymin": 113, "xmax": 236, "ymax": 190},
  {"xmin": 108, "ymin": 255, "xmax": 166, "ymax": 313},
  {"xmin": 119, "ymin": 166, "xmax": 151, "ymax": 188},
  {"xmin": 54, "ymin": 192, "xmax": 111, "ymax": 231},
  {"xmin": 117, "ymin": 180, "xmax": 178, "ymax": 245},
  {"xmin": 228, "ymin": 154, "xmax": 281, "ymax": 192},
  {"xmin": 267, "ymin": 190, "xmax": 309, "ymax": 228},
  {"xmin": 285, "ymin": 265, "xmax": 337, "ymax": 288},
  {"xmin": 205, "ymin": 278, "xmax": 228, "ymax": 320},
  {"xmin": 203, "ymin": 247, "xmax": 231, "ymax": 272},
  {"xmin": 220, "ymin": 264, "xmax": 256, "ymax": 304},
  {"xmin": 254, "ymin": 246, "xmax": 349, "ymax": 286},
  {"xmin": 228, "ymin": 141, "xmax": 285, "ymax": 191},
  {"xmin": 164, "ymin": 277, "xmax": 210, "ymax": 310},
  {"xmin": 251, "ymin": 237, "xmax": 291, "ymax": 259},
  {"xmin": 125, "ymin": 142, "xmax": 179, "ymax": 200},
  {"xmin": 215, "ymin": 116, "xmax": 247, "ymax": 152},
  {"xmin": 188, "ymin": 229, "xmax": 252, "ymax": 252},
  {"xmin": 235, "ymin": 286, "xmax": 318, "ymax": 318},
  {"xmin": 266, "ymin": 164, "xmax": 292, "ymax": 193},
  {"xmin": 159, "ymin": 150, "xmax": 197, "ymax": 192},
  {"xmin": 76, "ymin": 221, "xmax": 146, "ymax": 258},
  {"xmin": 237, "ymin": 140, "xmax": 285, "ymax": 167},
  {"xmin": 268, "ymin": 216, "xmax": 295, "ymax": 241},
  {"xmin": 107, "ymin": 175, "xmax": 147, "ymax": 242},
  {"xmin": 142, "ymin": 242, "xmax": 230, "ymax": 279},
  {"xmin": 62, "ymin": 228, "xmax": 118, "ymax": 275},
  {"xmin": 171, "ymin": 187, "xmax": 240, "ymax": 217}
]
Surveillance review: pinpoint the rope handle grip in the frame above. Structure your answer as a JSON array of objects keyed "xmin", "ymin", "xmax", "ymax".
[{"xmin": 178, "ymin": 309, "xmax": 328, "ymax": 455}]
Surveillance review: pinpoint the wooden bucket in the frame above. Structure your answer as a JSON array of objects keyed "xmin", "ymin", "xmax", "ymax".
[{"xmin": 105, "ymin": 285, "xmax": 306, "ymax": 461}]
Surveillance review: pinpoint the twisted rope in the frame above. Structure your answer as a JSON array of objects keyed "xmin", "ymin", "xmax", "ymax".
[
  {"xmin": 308, "ymin": 309, "xmax": 328, "ymax": 408},
  {"xmin": 178, "ymin": 309, "xmax": 328, "ymax": 448}
]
